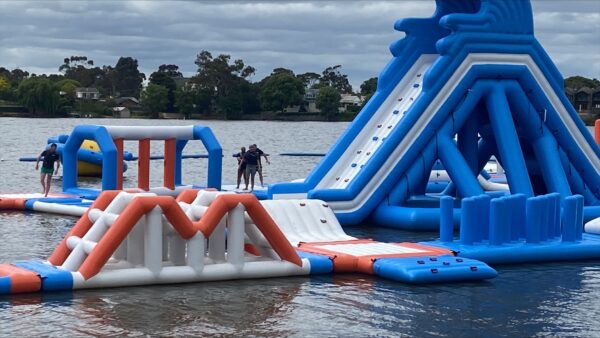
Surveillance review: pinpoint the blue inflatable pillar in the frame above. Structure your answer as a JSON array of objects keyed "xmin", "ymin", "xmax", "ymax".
[
  {"xmin": 562, "ymin": 196, "xmax": 578, "ymax": 242},
  {"xmin": 438, "ymin": 137, "xmax": 484, "ymax": 197},
  {"xmin": 439, "ymin": 196, "xmax": 454, "ymax": 242},
  {"xmin": 486, "ymin": 85, "xmax": 533, "ymax": 197}
]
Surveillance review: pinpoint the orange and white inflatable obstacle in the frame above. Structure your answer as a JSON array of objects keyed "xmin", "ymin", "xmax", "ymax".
[{"xmin": 0, "ymin": 190, "xmax": 496, "ymax": 294}]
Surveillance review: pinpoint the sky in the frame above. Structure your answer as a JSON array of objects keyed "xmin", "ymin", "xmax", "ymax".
[{"xmin": 0, "ymin": 0, "xmax": 598, "ymax": 90}]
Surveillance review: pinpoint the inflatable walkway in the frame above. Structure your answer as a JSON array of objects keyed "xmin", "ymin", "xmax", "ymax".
[{"xmin": 268, "ymin": 0, "xmax": 600, "ymax": 230}]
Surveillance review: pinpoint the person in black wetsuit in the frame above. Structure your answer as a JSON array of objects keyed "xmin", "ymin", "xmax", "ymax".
[
  {"xmin": 35, "ymin": 143, "xmax": 60, "ymax": 197},
  {"xmin": 234, "ymin": 146, "xmax": 247, "ymax": 189},
  {"xmin": 252, "ymin": 144, "xmax": 270, "ymax": 187},
  {"xmin": 240, "ymin": 144, "xmax": 259, "ymax": 191}
]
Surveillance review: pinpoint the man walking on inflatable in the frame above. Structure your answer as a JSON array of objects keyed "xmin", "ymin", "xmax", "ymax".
[{"xmin": 35, "ymin": 143, "xmax": 60, "ymax": 197}]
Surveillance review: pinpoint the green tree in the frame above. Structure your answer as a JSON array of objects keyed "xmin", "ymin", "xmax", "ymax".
[
  {"xmin": 565, "ymin": 76, "xmax": 600, "ymax": 90},
  {"xmin": 360, "ymin": 77, "xmax": 378, "ymax": 97},
  {"xmin": 17, "ymin": 77, "xmax": 61, "ymax": 117},
  {"xmin": 320, "ymin": 65, "xmax": 353, "ymax": 94},
  {"xmin": 316, "ymin": 86, "xmax": 341, "ymax": 121},
  {"xmin": 297, "ymin": 72, "xmax": 321, "ymax": 89},
  {"xmin": 141, "ymin": 83, "xmax": 169, "ymax": 117},
  {"xmin": 113, "ymin": 57, "xmax": 145, "ymax": 98},
  {"xmin": 259, "ymin": 71, "xmax": 305, "ymax": 111},
  {"xmin": 192, "ymin": 50, "xmax": 255, "ymax": 117},
  {"xmin": 175, "ymin": 83, "xmax": 213, "ymax": 117},
  {"xmin": 59, "ymin": 56, "xmax": 104, "ymax": 88},
  {"xmin": 0, "ymin": 76, "xmax": 11, "ymax": 100},
  {"xmin": 149, "ymin": 71, "xmax": 177, "ymax": 112},
  {"xmin": 158, "ymin": 64, "xmax": 183, "ymax": 78}
]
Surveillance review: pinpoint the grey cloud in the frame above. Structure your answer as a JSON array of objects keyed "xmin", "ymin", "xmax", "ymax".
[{"xmin": 0, "ymin": 0, "xmax": 598, "ymax": 90}]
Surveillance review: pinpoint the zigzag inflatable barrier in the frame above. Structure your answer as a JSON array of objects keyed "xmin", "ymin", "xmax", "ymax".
[{"xmin": 268, "ymin": 0, "xmax": 600, "ymax": 230}]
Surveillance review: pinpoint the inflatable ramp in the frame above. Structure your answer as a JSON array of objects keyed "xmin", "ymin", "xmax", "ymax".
[{"xmin": 268, "ymin": 0, "xmax": 600, "ymax": 230}]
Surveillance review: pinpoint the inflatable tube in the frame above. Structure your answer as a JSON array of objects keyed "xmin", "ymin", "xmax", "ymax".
[{"xmin": 371, "ymin": 203, "xmax": 460, "ymax": 231}]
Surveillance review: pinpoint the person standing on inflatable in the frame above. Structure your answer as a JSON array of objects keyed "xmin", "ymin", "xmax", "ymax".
[
  {"xmin": 35, "ymin": 143, "xmax": 60, "ymax": 197},
  {"xmin": 253, "ymin": 144, "xmax": 270, "ymax": 187},
  {"xmin": 241, "ymin": 144, "xmax": 259, "ymax": 191}
]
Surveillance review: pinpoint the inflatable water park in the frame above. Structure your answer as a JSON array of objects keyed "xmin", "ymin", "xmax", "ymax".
[{"xmin": 0, "ymin": 0, "xmax": 599, "ymax": 295}]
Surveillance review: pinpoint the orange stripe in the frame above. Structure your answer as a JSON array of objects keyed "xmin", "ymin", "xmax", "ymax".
[
  {"xmin": 0, "ymin": 264, "xmax": 41, "ymax": 293},
  {"xmin": 164, "ymin": 138, "xmax": 176, "ymax": 190},
  {"xmin": 114, "ymin": 138, "xmax": 124, "ymax": 190},
  {"xmin": 175, "ymin": 189, "xmax": 200, "ymax": 203},
  {"xmin": 0, "ymin": 198, "xmax": 26, "ymax": 210},
  {"xmin": 138, "ymin": 139, "xmax": 150, "ymax": 191},
  {"xmin": 244, "ymin": 243, "xmax": 261, "ymax": 256},
  {"xmin": 78, "ymin": 193, "xmax": 302, "ymax": 280},
  {"xmin": 48, "ymin": 190, "xmax": 120, "ymax": 266}
]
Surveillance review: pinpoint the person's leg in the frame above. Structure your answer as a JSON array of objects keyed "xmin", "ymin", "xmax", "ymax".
[
  {"xmin": 244, "ymin": 167, "xmax": 250, "ymax": 190},
  {"xmin": 45, "ymin": 173, "xmax": 53, "ymax": 197},
  {"xmin": 258, "ymin": 166, "xmax": 264, "ymax": 186},
  {"xmin": 40, "ymin": 173, "xmax": 46, "ymax": 194},
  {"xmin": 250, "ymin": 168, "xmax": 256, "ymax": 191},
  {"xmin": 236, "ymin": 168, "xmax": 242, "ymax": 189}
]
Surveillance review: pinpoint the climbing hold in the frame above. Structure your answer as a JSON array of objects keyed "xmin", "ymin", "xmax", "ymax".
[
  {"xmin": 299, "ymin": 202, "xmax": 306, "ymax": 207},
  {"xmin": 398, "ymin": 98, "xmax": 403, "ymax": 102},
  {"xmin": 417, "ymin": 260, "xmax": 425, "ymax": 264},
  {"xmin": 443, "ymin": 261, "xmax": 450, "ymax": 266},
  {"xmin": 322, "ymin": 203, "xmax": 329, "ymax": 208},
  {"xmin": 392, "ymin": 110, "xmax": 399, "ymax": 115},
  {"xmin": 372, "ymin": 136, "xmax": 379, "ymax": 141},
  {"xmin": 429, "ymin": 257, "xmax": 437, "ymax": 262},
  {"xmin": 413, "ymin": 83, "xmax": 420, "ymax": 88},
  {"xmin": 366, "ymin": 152, "xmax": 371, "ymax": 156},
  {"xmin": 417, "ymin": 73, "xmax": 422, "ymax": 77},
  {"xmin": 431, "ymin": 268, "xmax": 439, "ymax": 274},
  {"xmin": 335, "ymin": 177, "xmax": 340, "ymax": 181},
  {"xmin": 456, "ymin": 258, "xmax": 463, "ymax": 263},
  {"xmin": 351, "ymin": 163, "xmax": 357, "ymax": 168},
  {"xmin": 377, "ymin": 124, "xmax": 382, "ymax": 128},
  {"xmin": 320, "ymin": 219, "xmax": 327, "ymax": 223},
  {"xmin": 470, "ymin": 266, "xmax": 478, "ymax": 272},
  {"xmin": 357, "ymin": 150, "xmax": 362, "ymax": 154},
  {"xmin": 344, "ymin": 178, "xmax": 349, "ymax": 182}
]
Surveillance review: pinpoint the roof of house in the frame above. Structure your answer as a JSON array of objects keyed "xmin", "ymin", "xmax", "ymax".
[
  {"xmin": 75, "ymin": 87, "xmax": 99, "ymax": 93},
  {"xmin": 115, "ymin": 97, "xmax": 140, "ymax": 105},
  {"xmin": 112, "ymin": 106, "xmax": 130, "ymax": 112}
]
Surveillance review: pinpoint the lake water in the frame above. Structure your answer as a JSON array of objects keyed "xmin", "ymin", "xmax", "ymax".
[{"xmin": 0, "ymin": 118, "xmax": 599, "ymax": 337}]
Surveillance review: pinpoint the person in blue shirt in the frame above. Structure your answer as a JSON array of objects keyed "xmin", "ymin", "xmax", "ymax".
[{"xmin": 35, "ymin": 143, "xmax": 60, "ymax": 197}]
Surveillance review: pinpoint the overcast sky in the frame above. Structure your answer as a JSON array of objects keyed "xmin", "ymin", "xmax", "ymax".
[{"xmin": 0, "ymin": 0, "xmax": 598, "ymax": 89}]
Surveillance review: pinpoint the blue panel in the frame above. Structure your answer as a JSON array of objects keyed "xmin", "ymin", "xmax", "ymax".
[
  {"xmin": 373, "ymin": 256, "xmax": 497, "ymax": 284},
  {"xmin": 14, "ymin": 261, "xmax": 73, "ymax": 292},
  {"xmin": 0, "ymin": 277, "xmax": 10, "ymax": 295},
  {"xmin": 192, "ymin": 126, "xmax": 223, "ymax": 190},
  {"xmin": 297, "ymin": 251, "xmax": 333, "ymax": 275}
]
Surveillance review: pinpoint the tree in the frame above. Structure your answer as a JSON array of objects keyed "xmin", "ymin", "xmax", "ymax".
[
  {"xmin": 0, "ymin": 76, "xmax": 11, "ymax": 100},
  {"xmin": 17, "ymin": 77, "xmax": 61, "ymax": 117},
  {"xmin": 565, "ymin": 76, "xmax": 600, "ymax": 90},
  {"xmin": 316, "ymin": 86, "xmax": 341, "ymax": 121},
  {"xmin": 157, "ymin": 64, "xmax": 183, "ymax": 78},
  {"xmin": 141, "ymin": 83, "xmax": 169, "ymax": 117},
  {"xmin": 259, "ymin": 71, "xmax": 305, "ymax": 111},
  {"xmin": 149, "ymin": 71, "xmax": 177, "ymax": 112},
  {"xmin": 59, "ymin": 56, "xmax": 103, "ymax": 88},
  {"xmin": 113, "ymin": 57, "xmax": 145, "ymax": 98},
  {"xmin": 320, "ymin": 65, "xmax": 352, "ymax": 94},
  {"xmin": 192, "ymin": 50, "xmax": 255, "ymax": 117},
  {"xmin": 360, "ymin": 77, "xmax": 378, "ymax": 97},
  {"xmin": 297, "ymin": 72, "xmax": 321, "ymax": 89}
]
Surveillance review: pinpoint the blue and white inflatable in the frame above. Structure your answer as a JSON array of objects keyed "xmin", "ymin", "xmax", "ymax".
[{"xmin": 268, "ymin": 0, "xmax": 600, "ymax": 230}]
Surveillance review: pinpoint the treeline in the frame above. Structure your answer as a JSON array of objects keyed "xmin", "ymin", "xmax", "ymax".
[{"xmin": 0, "ymin": 52, "xmax": 379, "ymax": 120}]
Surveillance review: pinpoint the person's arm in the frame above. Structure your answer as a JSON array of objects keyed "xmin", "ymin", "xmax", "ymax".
[
  {"xmin": 263, "ymin": 154, "xmax": 270, "ymax": 165},
  {"xmin": 35, "ymin": 151, "xmax": 44, "ymax": 170},
  {"xmin": 55, "ymin": 154, "xmax": 60, "ymax": 174}
]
